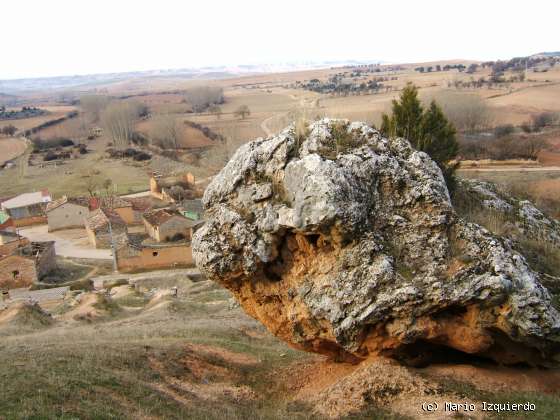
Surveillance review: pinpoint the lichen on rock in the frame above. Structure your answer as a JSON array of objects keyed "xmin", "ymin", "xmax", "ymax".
[{"xmin": 193, "ymin": 118, "xmax": 560, "ymax": 366}]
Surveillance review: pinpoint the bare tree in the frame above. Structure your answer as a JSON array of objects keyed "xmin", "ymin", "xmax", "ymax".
[
  {"xmin": 150, "ymin": 114, "xmax": 181, "ymax": 150},
  {"xmin": 83, "ymin": 170, "xmax": 102, "ymax": 197},
  {"xmin": 80, "ymin": 95, "xmax": 110, "ymax": 123},
  {"xmin": 184, "ymin": 86, "xmax": 224, "ymax": 113},
  {"xmin": 426, "ymin": 91, "xmax": 493, "ymax": 134},
  {"xmin": 234, "ymin": 105, "xmax": 251, "ymax": 120},
  {"xmin": 101, "ymin": 101, "xmax": 143, "ymax": 149},
  {"xmin": 524, "ymin": 137, "xmax": 548, "ymax": 160},
  {"xmin": 208, "ymin": 105, "xmax": 222, "ymax": 120}
]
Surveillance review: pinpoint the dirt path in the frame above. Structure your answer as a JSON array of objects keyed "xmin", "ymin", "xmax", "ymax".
[
  {"xmin": 260, "ymin": 115, "xmax": 275, "ymax": 137},
  {"xmin": 0, "ymin": 137, "xmax": 27, "ymax": 166},
  {"xmin": 459, "ymin": 165, "xmax": 560, "ymax": 172},
  {"xmin": 19, "ymin": 225, "xmax": 111, "ymax": 260}
]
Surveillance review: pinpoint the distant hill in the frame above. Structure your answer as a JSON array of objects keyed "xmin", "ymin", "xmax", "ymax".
[
  {"xmin": 533, "ymin": 51, "xmax": 560, "ymax": 58},
  {"xmin": 0, "ymin": 60, "xmax": 381, "ymax": 94}
]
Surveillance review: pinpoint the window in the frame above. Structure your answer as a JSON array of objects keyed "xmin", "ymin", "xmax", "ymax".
[
  {"xmin": 152, "ymin": 251, "xmax": 159, "ymax": 257},
  {"xmin": 12, "ymin": 270, "xmax": 19, "ymax": 278}
]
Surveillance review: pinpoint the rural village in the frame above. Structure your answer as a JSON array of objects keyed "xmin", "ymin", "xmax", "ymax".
[
  {"xmin": 1, "ymin": 7, "xmax": 560, "ymax": 415},
  {"xmin": 0, "ymin": 167, "xmax": 205, "ymax": 305}
]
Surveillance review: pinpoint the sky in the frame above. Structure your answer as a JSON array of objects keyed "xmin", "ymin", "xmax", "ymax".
[{"xmin": 1, "ymin": 0, "xmax": 559, "ymax": 80}]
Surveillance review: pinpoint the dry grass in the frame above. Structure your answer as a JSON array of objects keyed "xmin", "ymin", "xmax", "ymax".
[
  {"xmin": 0, "ymin": 136, "xmax": 27, "ymax": 165},
  {"xmin": 3, "ymin": 106, "xmax": 77, "ymax": 132},
  {"xmin": 1, "ymin": 274, "xmax": 559, "ymax": 419},
  {"xmin": 459, "ymin": 170, "xmax": 560, "ymax": 218},
  {"xmin": 0, "ymin": 149, "xmax": 151, "ymax": 197}
]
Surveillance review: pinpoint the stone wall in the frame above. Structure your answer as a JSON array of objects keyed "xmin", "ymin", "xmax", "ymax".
[
  {"xmin": 117, "ymin": 243, "xmax": 193, "ymax": 272},
  {"xmin": 47, "ymin": 203, "xmax": 89, "ymax": 231},
  {"xmin": 35, "ymin": 242, "xmax": 57, "ymax": 279},
  {"xmin": 158, "ymin": 217, "xmax": 193, "ymax": 242}
]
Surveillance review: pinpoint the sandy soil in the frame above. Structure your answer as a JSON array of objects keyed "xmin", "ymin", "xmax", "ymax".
[
  {"xmin": 423, "ymin": 364, "xmax": 560, "ymax": 395},
  {"xmin": 60, "ymin": 292, "xmax": 104, "ymax": 321},
  {"xmin": 281, "ymin": 356, "xmax": 560, "ymax": 419}
]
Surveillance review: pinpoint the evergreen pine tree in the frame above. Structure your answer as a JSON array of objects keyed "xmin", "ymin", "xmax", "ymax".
[{"xmin": 380, "ymin": 83, "xmax": 459, "ymax": 193}]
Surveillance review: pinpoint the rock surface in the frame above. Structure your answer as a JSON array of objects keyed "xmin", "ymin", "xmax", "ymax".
[
  {"xmin": 193, "ymin": 119, "xmax": 560, "ymax": 366},
  {"xmin": 457, "ymin": 178, "xmax": 560, "ymax": 246}
]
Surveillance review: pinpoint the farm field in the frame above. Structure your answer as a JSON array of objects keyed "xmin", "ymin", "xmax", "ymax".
[
  {"xmin": 2, "ymin": 57, "xmax": 560, "ymax": 201},
  {"xmin": 0, "ymin": 137, "xmax": 27, "ymax": 166},
  {"xmin": 1, "ymin": 105, "xmax": 77, "ymax": 132}
]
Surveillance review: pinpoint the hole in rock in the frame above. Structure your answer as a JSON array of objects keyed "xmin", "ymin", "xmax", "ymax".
[
  {"xmin": 391, "ymin": 340, "xmax": 498, "ymax": 368},
  {"xmin": 306, "ymin": 234, "xmax": 320, "ymax": 247},
  {"xmin": 263, "ymin": 265, "xmax": 281, "ymax": 282}
]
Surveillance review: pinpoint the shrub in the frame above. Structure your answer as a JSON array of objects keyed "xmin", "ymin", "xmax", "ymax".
[
  {"xmin": 124, "ymin": 148, "xmax": 138, "ymax": 158},
  {"xmin": 494, "ymin": 124, "xmax": 515, "ymax": 137},
  {"xmin": 133, "ymin": 152, "xmax": 151, "ymax": 161},
  {"xmin": 44, "ymin": 151, "xmax": 57, "ymax": 161},
  {"xmin": 520, "ymin": 122, "xmax": 532, "ymax": 133},
  {"xmin": 1, "ymin": 124, "xmax": 17, "ymax": 136},
  {"xmin": 532, "ymin": 112, "xmax": 558, "ymax": 131}
]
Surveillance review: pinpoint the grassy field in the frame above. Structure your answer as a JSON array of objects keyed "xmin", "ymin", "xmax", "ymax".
[
  {"xmin": 0, "ymin": 136, "xmax": 27, "ymax": 166},
  {"xmin": 2, "ymin": 105, "xmax": 77, "ymax": 132},
  {"xmin": 0, "ymin": 274, "xmax": 558, "ymax": 419},
  {"xmin": 0, "ymin": 150, "xmax": 151, "ymax": 197}
]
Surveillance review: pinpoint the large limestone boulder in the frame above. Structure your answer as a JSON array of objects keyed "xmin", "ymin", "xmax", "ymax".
[{"xmin": 193, "ymin": 119, "xmax": 560, "ymax": 366}]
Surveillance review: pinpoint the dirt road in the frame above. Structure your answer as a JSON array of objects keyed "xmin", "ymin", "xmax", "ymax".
[{"xmin": 19, "ymin": 225, "xmax": 111, "ymax": 260}]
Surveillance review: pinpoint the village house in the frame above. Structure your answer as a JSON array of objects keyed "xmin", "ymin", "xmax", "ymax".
[
  {"xmin": 85, "ymin": 209, "xmax": 128, "ymax": 249},
  {"xmin": 149, "ymin": 171, "xmax": 199, "ymax": 203},
  {"xmin": 1, "ymin": 190, "xmax": 51, "ymax": 227},
  {"xmin": 142, "ymin": 208, "xmax": 200, "ymax": 242},
  {"xmin": 122, "ymin": 197, "xmax": 159, "ymax": 224},
  {"xmin": 179, "ymin": 199, "xmax": 204, "ymax": 221},
  {"xmin": 45, "ymin": 196, "xmax": 90, "ymax": 231},
  {"xmin": 0, "ymin": 210, "xmax": 14, "ymax": 231},
  {"xmin": 115, "ymin": 235, "xmax": 193, "ymax": 272},
  {"xmin": 0, "ymin": 241, "xmax": 56, "ymax": 290},
  {"xmin": 0, "ymin": 232, "xmax": 30, "ymax": 258},
  {"xmin": 91, "ymin": 196, "xmax": 136, "ymax": 225}
]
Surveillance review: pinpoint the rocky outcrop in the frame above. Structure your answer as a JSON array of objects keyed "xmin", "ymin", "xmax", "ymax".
[
  {"xmin": 457, "ymin": 178, "xmax": 560, "ymax": 246},
  {"xmin": 193, "ymin": 119, "xmax": 560, "ymax": 366}
]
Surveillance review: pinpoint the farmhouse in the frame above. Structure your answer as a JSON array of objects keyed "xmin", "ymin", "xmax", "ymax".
[
  {"xmin": 0, "ymin": 227, "xmax": 21, "ymax": 246},
  {"xmin": 85, "ymin": 209, "xmax": 128, "ymax": 249},
  {"xmin": 92, "ymin": 196, "xmax": 136, "ymax": 225},
  {"xmin": 45, "ymin": 196, "xmax": 90, "ymax": 231},
  {"xmin": 1, "ymin": 190, "xmax": 51, "ymax": 227},
  {"xmin": 0, "ymin": 241, "xmax": 56, "ymax": 290},
  {"xmin": 0, "ymin": 210, "xmax": 14, "ymax": 231},
  {"xmin": 0, "ymin": 231, "xmax": 28, "ymax": 250},
  {"xmin": 149, "ymin": 171, "xmax": 198, "ymax": 202},
  {"xmin": 116, "ymin": 235, "xmax": 193, "ymax": 272},
  {"xmin": 122, "ymin": 197, "xmax": 159, "ymax": 224},
  {"xmin": 142, "ymin": 208, "xmax": 199, "ymax": 242},
  {"xmin": 179, "ymin": 199, "xmax": 204, "ymax": 221}
]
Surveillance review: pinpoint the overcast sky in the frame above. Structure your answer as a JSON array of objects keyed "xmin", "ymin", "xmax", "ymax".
[{"xmin": 2, "ymin": 0, "xmax": 558, "ymax": 79}]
